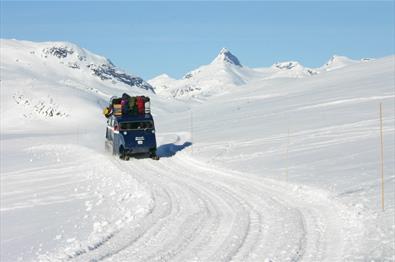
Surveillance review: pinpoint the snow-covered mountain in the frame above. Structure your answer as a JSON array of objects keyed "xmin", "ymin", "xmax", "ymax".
[
  {"xmin": 0, "ymin": 39, "xmax": 155, "ymax": 131},
  {"xmin": 149, "ymin": 48, "xmax": 253, "ymax": 99},
  {"xmin": 321, "ymin": 55, "xmax": 362, "ymax": 71},
  {"xmin": 210, "ymin": 47, "xmax": 242, "ymax": 66},
  {"xmin": 148, "ymin": 48, "xmax": 364, "ymax": 100},
  {"xmin": 2, "ymin": 40, "xmax": 154, "ymax": 92},
  {"xmin": 148, "ymin": 73, "xmax": 178, "ymax": 96}
]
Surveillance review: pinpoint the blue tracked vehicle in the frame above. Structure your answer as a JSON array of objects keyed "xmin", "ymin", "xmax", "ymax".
[{"xmin": 104, "ymin": 94, "xmax": 159, "ymax": 160}]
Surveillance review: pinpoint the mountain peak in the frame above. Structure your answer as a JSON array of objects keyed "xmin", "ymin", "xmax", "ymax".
[
  {"xmin": 219, "ymin": 47, "xmax": 230, "ymax": 54},
  {"xmin": 211, "ymin": 48, "xmax": 242, "ymax": 67},
  {"xmin": 327, "ymin": 55, "xmax": 350, "ymax": 63},
  {"xmin": 322, "ymin": 55, "xmax": 358, "ymax": 71}
]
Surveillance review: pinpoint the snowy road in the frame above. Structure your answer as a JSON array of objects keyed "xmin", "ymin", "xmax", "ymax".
[{"xmin": 54, "ymin": 136, "xmax": 362, "ymax": 262}]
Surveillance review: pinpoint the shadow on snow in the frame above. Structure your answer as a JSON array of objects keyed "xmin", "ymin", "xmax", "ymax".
[{"xmin": 157, "ymin": 142, "xmax": 192, "ymax": 158}]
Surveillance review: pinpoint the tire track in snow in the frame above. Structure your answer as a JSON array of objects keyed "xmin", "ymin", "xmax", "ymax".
[
  {"xmin": 173, "ymin": 155, "xmax": 351, "ymax": 261},
  {"xmin": 66, "ymin": 168, "xmax": 174, "ymax": 262},
  {"xmin": 109, "ymin": 159, "xmax": 242, "ymax": 261},
  {"xmin": 61, "ymin": 143, "xmax": 361, "ymax": 261},
  {"xmin": 161, "ymin": 155, "xmax": 308, "ymax": 262},
  {"xmin": 105, "ymin": 157, "xmax": 309, "ymax": 262}
]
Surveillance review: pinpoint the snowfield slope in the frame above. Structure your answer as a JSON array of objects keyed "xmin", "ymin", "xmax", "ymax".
[
  {"xmin": 0, "ymin": 39, "xmax": 156, "ymax": 131},
  {"xmin": 1, "ymin": 39, "xmax": 394, "ymax": 261}
]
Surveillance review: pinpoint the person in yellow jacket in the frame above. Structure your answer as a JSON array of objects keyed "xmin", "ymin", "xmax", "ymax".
[{"xmin": 103, "ymin": 107, "xmax": 112, "ymax": 118}]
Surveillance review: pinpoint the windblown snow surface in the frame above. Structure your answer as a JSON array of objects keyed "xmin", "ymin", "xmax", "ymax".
[{"xmin": 1, "ymin": 40, "xmax": 394, "ymax": 262}]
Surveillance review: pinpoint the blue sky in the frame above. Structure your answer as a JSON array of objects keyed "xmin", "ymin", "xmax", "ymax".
[{"xmin": 1, "ymin": 1, "xmax": 394, "ymax": 79}]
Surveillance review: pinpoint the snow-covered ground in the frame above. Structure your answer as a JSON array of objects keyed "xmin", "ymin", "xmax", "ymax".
[{"xmin": 1, "ymin": 39, "xmax": 394, "ymax": 261}]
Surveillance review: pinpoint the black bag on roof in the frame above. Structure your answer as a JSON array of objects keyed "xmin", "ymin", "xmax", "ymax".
[
  {"xmin": 111, "ymin": 98, "xmax": 122, "ymax": 106},
  {"xmin": 142, "ymin": 96, "xmax": 150, "ymax": 102},
  {"xmin": 122, "ymin": 93, "xmax": 131, "ymax": 100}
]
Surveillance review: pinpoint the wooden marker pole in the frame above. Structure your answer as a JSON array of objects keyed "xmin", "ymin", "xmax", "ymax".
[
  {"xmin": 286, "ymin": 128, "xmax": 290, "ymax": 182},
  {"xmin": 379, "ymin": 103, "xmax": 385, "ymax": 211},
  {"xmin": 190, "ymin": 111, "xmax": 194, "ymax": 155}
]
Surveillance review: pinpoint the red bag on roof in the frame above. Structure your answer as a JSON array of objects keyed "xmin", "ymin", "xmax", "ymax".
[{"xmin": 136, "ymin": 96, "xmax": 145, "ymax": 114}]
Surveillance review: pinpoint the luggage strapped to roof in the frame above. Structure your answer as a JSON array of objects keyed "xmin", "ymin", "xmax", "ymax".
[{"xmin": 103, "ymin": 94, "xmax": 151, "ymax": 118}]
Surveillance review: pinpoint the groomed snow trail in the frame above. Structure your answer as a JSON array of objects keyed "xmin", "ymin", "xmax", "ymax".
[{"xmin": 63, "ymin": 137, "xmax": 362, "ymax": 262}]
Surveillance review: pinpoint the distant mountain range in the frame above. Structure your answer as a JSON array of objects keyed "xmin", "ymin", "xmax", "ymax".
[{"xmin": 148, "ymin": 48, "xmax": 373, "ymax": 99}]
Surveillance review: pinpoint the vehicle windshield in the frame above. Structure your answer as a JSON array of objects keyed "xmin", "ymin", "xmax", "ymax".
[{"xmin": 119, "ymin": 121, "xmax": 154, "ymax": 130}]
